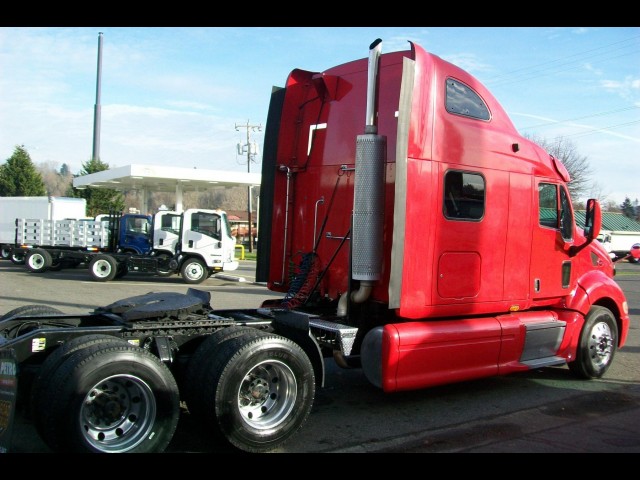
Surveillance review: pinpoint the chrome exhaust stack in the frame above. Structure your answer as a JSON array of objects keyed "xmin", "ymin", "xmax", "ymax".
[{"xmin": 339, "ymin": 39, "xmax": 386, "ymax": 316}]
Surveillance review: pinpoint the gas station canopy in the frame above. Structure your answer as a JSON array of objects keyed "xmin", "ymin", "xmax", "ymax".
[{"xmin": 73, "ymin": 164, "xmax": 261, "ymax": 213}]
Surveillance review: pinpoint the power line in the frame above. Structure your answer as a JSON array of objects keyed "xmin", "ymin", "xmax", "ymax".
[
  {"xmin": 519, "ymin": 106, "xmax": 640, "ymax": 131},
  {"xmin": 485, "ymin": 34, "xmax": 640, "ymax": 88},
  {"xmin": 481, "ymin": 34, "xmax": 640, "ymax": 141},
  {"xmin": 551, "ymin": 119, "xmax": 640, "ymax": 140}
]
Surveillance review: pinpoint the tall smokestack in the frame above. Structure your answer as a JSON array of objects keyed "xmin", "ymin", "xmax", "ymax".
[{"xmin": 92, "ymin": 32, "xmax": 103, "ymax": 162}]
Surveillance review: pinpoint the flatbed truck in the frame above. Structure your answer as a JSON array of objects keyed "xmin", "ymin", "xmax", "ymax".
[
  {"xmin": 19, "ymin": 208, "xmax": 238, "ymax": 284},
  {"xmin": 0, "ymin": 196, "xmax": 87, "ymax": 264}
]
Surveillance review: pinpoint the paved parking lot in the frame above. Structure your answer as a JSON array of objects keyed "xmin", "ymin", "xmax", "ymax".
[{"xmin": 1, "ymin": 260, "xmax": 639, "ymax": 453}]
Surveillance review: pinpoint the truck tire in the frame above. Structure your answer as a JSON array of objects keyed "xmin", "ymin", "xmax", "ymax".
[
  {"xmin": 48, "ymin": 261, "xmax": 64, "ymax": 271},
  {"xmin": 10, "ymin": 251, "xmax": 25, "ymax": 265},
  {"xmin": 89, "ymin": 254, "xmax": 118, "ymax": 282},
  {"xmin": 192, "ymin": 332, "xmax": 315, "ymax": 453},
  {"xmin": 568, "ymin": 306, "xmax": 618, "ymax": 379},
  {"xmin": 155, "ymin": 252, "xmax": 173, "ymax": 277},
  {"xmin": 180, "ymin": 258, "xmax": 208, "ymax": 284},
  {"xmin": 115, "ymin": 262, "xmax": 128, "ymax": 279},
  {"xmin": 0, "ymin": 246, "xmax": 10, "ymax": 260},
  {"xmin": 0, "ymin": 304, "xmax": 63, "ymax": 321},
  {"xmin": 30, "ymin": 335, "xmax": 128, "ymax": 437},
  {"xmin": 25, "ymin": 248, "xmax": 52, "ymax": 273},
  {"xmin": 183, "ymin": 326, "xmax": 267, "ymax": 419},
  {"xmin": 39, "ymin": 342, "xmax": 180, "ymax": 453}
]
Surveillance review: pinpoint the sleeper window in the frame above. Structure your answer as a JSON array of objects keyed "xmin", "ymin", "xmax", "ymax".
[{"xmin": 443, "ymin": 170, "xmax": 485, "ymax": 220}]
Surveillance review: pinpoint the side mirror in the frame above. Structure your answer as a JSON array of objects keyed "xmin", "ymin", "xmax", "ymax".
[
  {"xmin": 570, "ymin": 198, "xmax": 601, "ymax": 257},
  {"xmin": 583, "ymin": 198, "xmax": 601, "ymax": 241}
]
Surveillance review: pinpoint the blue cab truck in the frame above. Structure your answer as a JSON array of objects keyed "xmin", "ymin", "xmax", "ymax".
[{"xmin": 16, "ymin": 212, "xmax": 152, "ymax": 271}]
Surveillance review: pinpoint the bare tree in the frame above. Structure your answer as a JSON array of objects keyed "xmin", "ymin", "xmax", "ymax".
[
  {"xmin": 36, "ymin": 161, "xmax": 74, "ymax": 196},
  {"xmin": 586, "ymin": 181, "xmax": 615, "ymax": 208},
  {"xmin": 602, "ymin": 199, "xmax": 622, "ymax": 213},
  {"xmin": 525, "ymin": 135, "xmax": 593, "ymax": 202}
]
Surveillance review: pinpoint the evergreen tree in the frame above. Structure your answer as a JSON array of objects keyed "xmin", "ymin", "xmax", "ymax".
[
  {"xmin": 0, "ymin": 145, "xmax": 47, "ymax": 196},
  {"xmin": 70, "ymin": 158, "xmax": 125, "ymax": 217},
  {"xmin": 620, "ymin": 197, "xmax": 635, "ymax": 219}
]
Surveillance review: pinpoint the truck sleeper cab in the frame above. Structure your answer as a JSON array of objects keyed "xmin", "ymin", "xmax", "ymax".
[{"xmin": 258, "ymin": 39, "xmax": 629, "ymax": 392}]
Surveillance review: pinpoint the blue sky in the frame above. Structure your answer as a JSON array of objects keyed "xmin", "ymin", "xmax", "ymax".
[{"xmin": 0, "ymin": 26, "xmax": 638, "ymax": 205}]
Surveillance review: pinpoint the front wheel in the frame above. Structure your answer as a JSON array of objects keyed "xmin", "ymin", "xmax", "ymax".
[
  {"xmin": 25, "ymin": 248, "xmax": 52, "ymax": 273},
  {"xmin": 195, "ymin": 333, "xmax": 316, "ymax": 452},
  {"xmin": 39, "ymin": 343, "xmax": 180, "ymax": 453},
  {"xmin": 569, "ymin": 306, "xmax": 618, "ymax": 379},
  {"xmin": 88, "ymin": 254, "xmax": 118, "ymax": 282},
  {"xmin": 180, "ymin": 258, "xmax": 208, "ymax": 284}
]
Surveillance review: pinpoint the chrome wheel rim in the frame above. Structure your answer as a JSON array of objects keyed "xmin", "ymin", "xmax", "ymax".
[
  {"xmin": 80, "ymin": 374, "xmax": 156, "ymax": 453},
  {"xmin": 588, "ymin": 320, "xmax": 614, "ymax": 369},
  {"xmin": 236, "ymin": 360, "xmax": 297, "ymax": 430}
]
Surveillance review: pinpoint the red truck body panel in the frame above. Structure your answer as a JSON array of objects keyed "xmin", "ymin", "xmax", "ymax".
[{"xmin": 260, "ymin": 40, "xmax": 629, "ymax": 392}]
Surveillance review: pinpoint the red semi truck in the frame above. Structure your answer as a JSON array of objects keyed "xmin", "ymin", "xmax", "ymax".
[{"xmin": 0, "ymin": 39, "xmax": 629, "ymax": 453}]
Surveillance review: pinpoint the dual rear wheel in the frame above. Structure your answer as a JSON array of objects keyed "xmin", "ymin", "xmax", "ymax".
[
  {"xmin": 32, "ymin": 337, "xmax": 180, "ymax": 453},
  {"xmin": 28, "ymin": 328, "xmax": 315, "ymax": 453},
  {"xmin": 184, "ymin": 329, "xmax": 316, "ymax": 452}
]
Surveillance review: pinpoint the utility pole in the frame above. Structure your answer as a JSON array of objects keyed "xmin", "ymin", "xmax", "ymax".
[{"xmin": 235, "ymin": 120, "xmax": 261, "ymax": 253}]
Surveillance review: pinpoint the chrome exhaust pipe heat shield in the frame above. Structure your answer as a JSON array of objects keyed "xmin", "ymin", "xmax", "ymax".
[{"xmin": 352, "ymin": 39, "xmax": 386, "ymax": 299}]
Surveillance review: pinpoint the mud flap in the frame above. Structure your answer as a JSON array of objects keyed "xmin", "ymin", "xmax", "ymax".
[{"xmin": 0, "ymin": 349, "xmax": 18, "ymax": 453}]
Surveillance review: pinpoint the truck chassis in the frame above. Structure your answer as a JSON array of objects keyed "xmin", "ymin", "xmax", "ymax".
[{"xmin": 0, "ymin": 289, "xmax": 351, "ymax": 453}]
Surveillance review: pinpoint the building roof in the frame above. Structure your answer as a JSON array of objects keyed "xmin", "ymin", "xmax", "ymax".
[
  {"xmin": 575, "ymin": 210, "xmax": 640, "ymax": 233},
  {"xmin": 72, "ymin": 164, "xmax": 261, "ymax": 213},
  {"xmin": 73, "ymin": 164, "xmax": 261, "ymax": 193}
]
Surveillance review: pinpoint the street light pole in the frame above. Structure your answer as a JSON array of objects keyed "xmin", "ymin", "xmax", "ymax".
[{"xmin": 235, "ymin": 120, "xmax": 261, "ymax": 253}]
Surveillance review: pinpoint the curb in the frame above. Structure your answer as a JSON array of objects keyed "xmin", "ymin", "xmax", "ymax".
[{"xmin": 215, "ymin": 274, "xmax": 246, "ymax": 282}]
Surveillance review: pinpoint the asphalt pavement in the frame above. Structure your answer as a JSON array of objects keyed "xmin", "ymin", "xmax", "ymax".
[{"xmin": 1, "ymin": 259, "xmax": 639, "ymax": 454}]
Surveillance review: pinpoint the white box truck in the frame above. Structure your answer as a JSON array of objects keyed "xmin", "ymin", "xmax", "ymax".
[
  {"xmin": 597, "ymin": 230, "xmax": 640, "ymax": 261},
  {"xmin": 0, "ymin": 196, "xmax": 87, "ymax": 262}
]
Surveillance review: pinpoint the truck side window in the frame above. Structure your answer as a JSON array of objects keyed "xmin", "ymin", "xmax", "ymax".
[
  {"xmin": 559, "ymin": 186, "xmax": 574, "ymax": 241},
  {"xmin": 127, "ymin": 217, "xmax": 149, "ymax": 234},
  {"xmin": 192, "ymin": 212, "xmax": 221, "ymax": 240},
  {"xmin": 443, "ymin": 170, "xmax": 485, "ymax": 220},
  {"xmin": 161, "ymin": 214, "xmax": 180, "ymax": 236},
  {"xmin": 538, "ymin": 183, "xmax": 558, "ymax": 228},
  {"xmin": 445, "ymin": 78, "xmax": 491, "ymax": 121}
]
